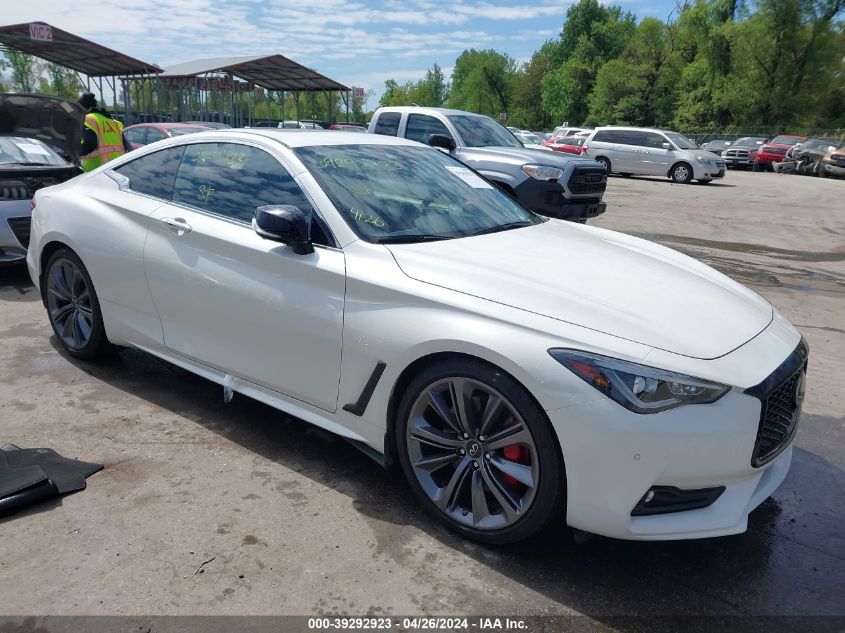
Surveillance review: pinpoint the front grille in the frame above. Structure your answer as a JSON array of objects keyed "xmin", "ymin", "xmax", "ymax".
[
  {"xmin": 567, "ymin": 167, "xmax": 607, "ymax": 195},
  {"xmin": 7, "ymin": 217, "xmax": 31, "ymax": 248},
  {"xmin": 725, "ymin": 149, "xmax": 749, "ymax": 158},
  {"xmin": 746, "ymin": 339, "xmax": 809, "ymax": 467}
]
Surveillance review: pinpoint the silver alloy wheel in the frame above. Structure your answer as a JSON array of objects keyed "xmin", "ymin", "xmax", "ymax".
[
  {"xmin": 46, "ymin": 257, "xmax": 94, "ymax": 351},
  {"xmin": 405, "ymin": 377, "xmax": 540, "ymax": 530},
  {"xmin": 673, "ymin": 164, "xmax": 690, "ymax": 181}
]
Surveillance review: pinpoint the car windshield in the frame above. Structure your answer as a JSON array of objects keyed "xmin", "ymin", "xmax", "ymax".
[
  {"xmin": 664, "ymin": 132, "xmax": 699, "ymax": 150},
  {"xmin": 0, "ymin": 137, "xmax": 68, "ymax": 166},
  {"xmin": 733, "ymin": 137, "xmax": 766, "ymax": 146},
  {"xmin": 447, "ymin": 115, "xmax": 522, "ymax": 148},
  {"xmin": 771, "ymin": 136, "xmax": 803, "ymax": 145},
  {"xmin": 295, "ymin": 144, "xmax": 543, "ymax": 243}
]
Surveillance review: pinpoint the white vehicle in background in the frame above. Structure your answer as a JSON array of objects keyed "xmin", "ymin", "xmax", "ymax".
[
  {"xmin": 552, "ymin": 126, "xmax": 591, "ymax": 138},
  {"xmin": 583, "ymin": 126, "xmax": 727, "ymax": 184},
  {"xmin": 26, "ymin": 128, "xmax": 806, "ymax": 544},
  {"xmin": 513, "ymin": 130, "xmax": 545, "ymax": 146}
]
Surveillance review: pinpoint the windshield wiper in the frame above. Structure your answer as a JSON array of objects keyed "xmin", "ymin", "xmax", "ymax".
[
  {"xmin": 465, "ymin": 221, "xmax": 534, "ymax": 238},
  {"xmin": 375, "ymin": 234, "xmax": 453, "ymax": 244}
]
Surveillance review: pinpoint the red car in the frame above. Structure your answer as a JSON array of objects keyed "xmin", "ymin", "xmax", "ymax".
[
  {"xmin": 542, "ymin": 136, "xmax": 587, "ymax": 155},
  {"xmin": 753, "ymin": 135, "xmax": 807, "ymax": 171},
  {"xmin": 123, "ymin": 123, "xmax": 209, "ymax": 150}
]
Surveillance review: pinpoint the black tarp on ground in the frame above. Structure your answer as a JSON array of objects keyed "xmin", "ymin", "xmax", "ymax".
[{"xmin": 0, "ymin": 444, "xmax": 101, "ymax": 517}]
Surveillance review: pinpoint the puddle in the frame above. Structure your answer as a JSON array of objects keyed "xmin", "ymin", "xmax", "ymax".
[{"xmin": 631, "ymin": 233, "xmax": 845, "ymax": 263}]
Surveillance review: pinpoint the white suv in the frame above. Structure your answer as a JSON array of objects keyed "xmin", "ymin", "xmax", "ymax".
[{"xmin": 583, "ymin": 127, "xmax": 726, "ymax": 184}]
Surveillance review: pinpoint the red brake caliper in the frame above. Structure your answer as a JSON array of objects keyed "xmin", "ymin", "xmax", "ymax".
[{"xmin": 502, "ymin": 445, "xmax": 529, "ymax": 487}]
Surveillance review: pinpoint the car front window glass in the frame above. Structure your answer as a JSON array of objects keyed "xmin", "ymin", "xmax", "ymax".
[
  {"xmin": 294, "ymin": 144, "xmax": 543, "ymax": 243},
  {"xmin": 664, "ymin": 132, "xmax": 698, "ymax": 149},
  {"xmin": 405, "ymin": 115, "xmax": 453, "ymax": 145},
  {"xmin": 171, "ymin": 142, "xmax": 330, "ymax": 245}
]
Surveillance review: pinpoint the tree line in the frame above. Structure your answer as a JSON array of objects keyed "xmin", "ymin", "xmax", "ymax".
[{"xmin": 379, "ymin": 0, "xmax": 844, "ymax": 133}]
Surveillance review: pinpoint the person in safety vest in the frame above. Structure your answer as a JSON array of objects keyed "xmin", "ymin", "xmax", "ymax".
[{"xmin": 78, "ymin": 93, "xmax": 131, "ymax": 172}]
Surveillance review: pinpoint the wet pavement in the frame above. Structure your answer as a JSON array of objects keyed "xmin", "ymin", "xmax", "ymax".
[{"xmin": 0, "ymin": 170, "xmax": 843, "ymax": 624}]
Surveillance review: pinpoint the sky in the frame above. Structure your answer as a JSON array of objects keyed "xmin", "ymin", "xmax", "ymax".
[{"xmin": 2, "ymin": 0, "xmax": 671, "ymax": 108}]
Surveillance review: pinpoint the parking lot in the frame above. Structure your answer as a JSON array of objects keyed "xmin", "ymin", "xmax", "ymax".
[{"xmin": 0, "ymin": 170, "xmax": 843, "ymax": 621}]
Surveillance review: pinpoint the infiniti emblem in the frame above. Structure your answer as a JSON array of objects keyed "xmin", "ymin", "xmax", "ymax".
[{"xmin": 467, "ymin": 441, "xmax": 482, "ymax": 458}]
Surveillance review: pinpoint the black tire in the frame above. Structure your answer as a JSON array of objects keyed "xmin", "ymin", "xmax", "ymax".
[
  {"xmin": 670, "ymin": 162, "xmax": 694, "ymax": 184},
  {"xmin": 595, "ymin": 156, "xmax": 611, "ymax": 174},
  {"xmin": 752, "ymin": 161, "xmax": 762, "ymax": 172},
  {"xmin": 395, "ymin": 358, "xmax": 565, "ymax": 545},
  {"xmin": 43, "ymin": 248, "xmax": 113, "ymax": 360}
]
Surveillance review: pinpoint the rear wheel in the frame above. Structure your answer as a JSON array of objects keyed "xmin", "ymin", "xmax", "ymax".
[
  {"xmin": 396, "ymin": 359, "xmax": 564, "ymax": 544},
  {"xmin": 44, "ymin": 248, "xmax": 112, "ymax": 360},
  {"xmin": 595, "ymin": 156, "xmax": 611, "ymax": 174}
]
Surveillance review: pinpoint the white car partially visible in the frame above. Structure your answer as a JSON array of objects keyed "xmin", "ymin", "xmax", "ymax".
[{"xmin": 26, "ymin": 129, "xmax": 807, "ymax": 543}]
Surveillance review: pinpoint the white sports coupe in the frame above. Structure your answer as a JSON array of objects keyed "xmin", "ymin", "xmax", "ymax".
[{"xmin": 26, "ymin": 129, "xmax": 807, "ymax": 544}]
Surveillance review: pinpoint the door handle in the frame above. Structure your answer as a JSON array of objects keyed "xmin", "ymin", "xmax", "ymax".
[{"xmin": 160, "ymin": 217, "xmax": 192, "ymax": 235}]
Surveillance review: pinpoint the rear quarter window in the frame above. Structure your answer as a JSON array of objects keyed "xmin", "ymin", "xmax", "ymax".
[
  {"xmin": 113, "ymin": 146, "xmax": 185, "ymax": 200},
  {"xmin": 373, "ymin": 113, "xmax": 401, "ymax": 136}
]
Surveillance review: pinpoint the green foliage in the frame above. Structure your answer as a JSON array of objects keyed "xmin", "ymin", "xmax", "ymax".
[
  {"xmin": 379, "ymin": 64, "xmax": 450, "ymax": 108},
  {"xmin": 448, "ymin": 49, "xmax": 518, "ymax": 117}
]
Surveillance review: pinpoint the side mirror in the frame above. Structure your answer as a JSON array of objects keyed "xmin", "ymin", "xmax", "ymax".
[
  {"xmin": 428, "ymin": 134, "xmax": 456, "ymax": 151},
  {"xmin": 253, "ymin": 205, "xmax": 314, "ymax": 255},
  {"xmin": 662, "ymin": 142, "xmax": 672, "ymax": 150}
]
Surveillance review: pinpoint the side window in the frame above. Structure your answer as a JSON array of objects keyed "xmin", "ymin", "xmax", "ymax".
[
  {"xmin": 145, "ymin": 128, "xmax": 167, "ymax": 143},
  {"xmin": 172, "ymin": 143, "xmax": 330, "ymax": 245},
  {"xmin": 594, "ymin": 130, "xmax": 618, "ymax": 143},
  {"xmin": 645, "ymin": 132, "xmax": 667, "ymax": 148},
  {"xmin": 619, "ymin": 131, "xmax": 646, "ymax": 146},
  {"xmin": 124, "ymin": 127, "xmax": 146, "ymax": 145},
  {"xmin": 112, "ymin": 146, "xmax": 185, "ymax": 199},
  {"xmin": 373, "ymin": 112, "xmax": 401, "ymax": 136},
  {"xmin": 405, "ymin": 114, "xmax": 452, "ymax": 145}
]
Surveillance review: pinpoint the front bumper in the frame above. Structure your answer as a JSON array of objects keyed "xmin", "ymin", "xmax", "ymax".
[
  {"xmin": 0, "ymin": 199, "xmax": 32, "ymax": 264},
  {"xmin": 724, "ymin": 156, "xmax": 754, "ymax": 167},
  {"xmin": 693, "ymin": 162, "xmax": 726, "ymax": 180},
  {"xmin": 549, "ymin": 325, "xmax": 802, "ymax": 541},
  {"xmin": 755, "ymin": 153, "xmax": 786, "ymax": 165},
  {"xmin": 514, "ymin": 177, "xmax": 607, "ymax": 221}
]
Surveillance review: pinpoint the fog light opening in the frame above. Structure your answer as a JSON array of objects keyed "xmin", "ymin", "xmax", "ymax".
[{"xmin": 631, "ymin": 485, "xmax": 726, "ymax": 516}]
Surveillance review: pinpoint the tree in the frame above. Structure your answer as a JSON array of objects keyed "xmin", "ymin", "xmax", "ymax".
[
  {"xmin": 1, "ymin": 51, "xmax": 37, "ymax": 92},
  {"xmin": 448, "ymin": 49, "xmax": 519, "ymax": 117},
  {"xmin": 540, "ymin": 0, "xmax": 636, "ymax": 125}
]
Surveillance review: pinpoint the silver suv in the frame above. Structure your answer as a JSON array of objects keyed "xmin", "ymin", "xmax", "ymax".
[
  {"xmin": 368, "ymin": 107, "xmax": 607, "ymax": 222},
  {"xmin": 583, "ymin": 127, "xmax": 726, "ymax": 184}
]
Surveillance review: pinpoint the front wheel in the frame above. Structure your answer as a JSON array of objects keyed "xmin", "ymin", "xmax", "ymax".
[
  {"xmin": 396, "ymin": 359, "xmax": 565, "ymax": 544},
  {"xmin": 44, "ymin": 248, "xmax": 113, "ymax": 360},
  {"xmin": 671, "ymin": 162, "xmax": 694, "ymax": 184}
]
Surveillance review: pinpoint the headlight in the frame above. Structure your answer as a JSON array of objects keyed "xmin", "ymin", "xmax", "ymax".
[
  {"xmin": 548, "ymin": 349, "xmax": 730, "ymax": 414},
  {"xmin": 522, "ymin": 164, "xmax": 563, "ymax": 181},
  {"xmin": 695, "ymin": 156, "xmax": 712, "ymax": 164}
]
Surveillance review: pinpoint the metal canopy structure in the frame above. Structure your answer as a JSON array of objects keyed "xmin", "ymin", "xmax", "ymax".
[
  {"xmin": 152, "ymin": 55, "xmax": 351, "ymax": 128},
  {"xmin": 160, "ymin": 55, "xmax": 348, "ymax": 92},
  {"xmin": 0, "ymin": 22, "xmax": 353, "ymax": 127},
  {"xmin": 0, "ymin": 21, "xmax": 161, "ymax": 76}
]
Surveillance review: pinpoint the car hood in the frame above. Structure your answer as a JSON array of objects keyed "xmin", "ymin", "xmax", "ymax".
[
  {"xmin": 465, "ymin": 145, "xmax": 598, "ymax": 166},
  {"xmin": 0, "ymin": 93, "xmax": 85, "ymax": 160},
  {"xmin": 387, "ymin": 221, "xmax": 773, "ymax": 360}
]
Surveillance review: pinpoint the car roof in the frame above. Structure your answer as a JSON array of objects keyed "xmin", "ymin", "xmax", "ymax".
[
  {"xmin": 187, "ymin": 128, "xmax": 423, "ymax": 149},
  {"xmin": 592, "ymin": 126, "xmax": 675, "ymax": 134},
  {"xmin": 126, "ymin": 122, "xmax": 207, "ymax": 130},
  {"xmin": 374, "ymin": 106, "xmax": 488, "ymax": 117}
]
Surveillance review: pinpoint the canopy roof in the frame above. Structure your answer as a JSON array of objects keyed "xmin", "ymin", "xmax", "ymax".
[
  {"xmin": 0, "ymin": 22, "xmax": 162, "ymax": 76},
  {"xmin": 159, "ymin": 55, "xmax": 349, "ymax": 91}
]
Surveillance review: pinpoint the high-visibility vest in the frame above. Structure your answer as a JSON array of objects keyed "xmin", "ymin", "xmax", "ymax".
[{"xmin": 81, "ymin": 112, "xmax": 125, "ymax": 172}]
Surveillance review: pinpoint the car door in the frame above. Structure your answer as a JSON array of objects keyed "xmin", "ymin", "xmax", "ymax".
[
  {"xmin": 142, "ymin": 141, "xmax": 346, "ymax": 412},
  {"xmin": 639, "ymin": 132, "xmax": 673, "ymax": 175},
  {"xmin": 603, "ymin": 130, "xmax": 639, "ymax": 173}
]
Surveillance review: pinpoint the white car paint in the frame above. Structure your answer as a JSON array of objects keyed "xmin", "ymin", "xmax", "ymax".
[{"xmin": 26, "ymin": 129, "xmax": 804, "ymax": 541}]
